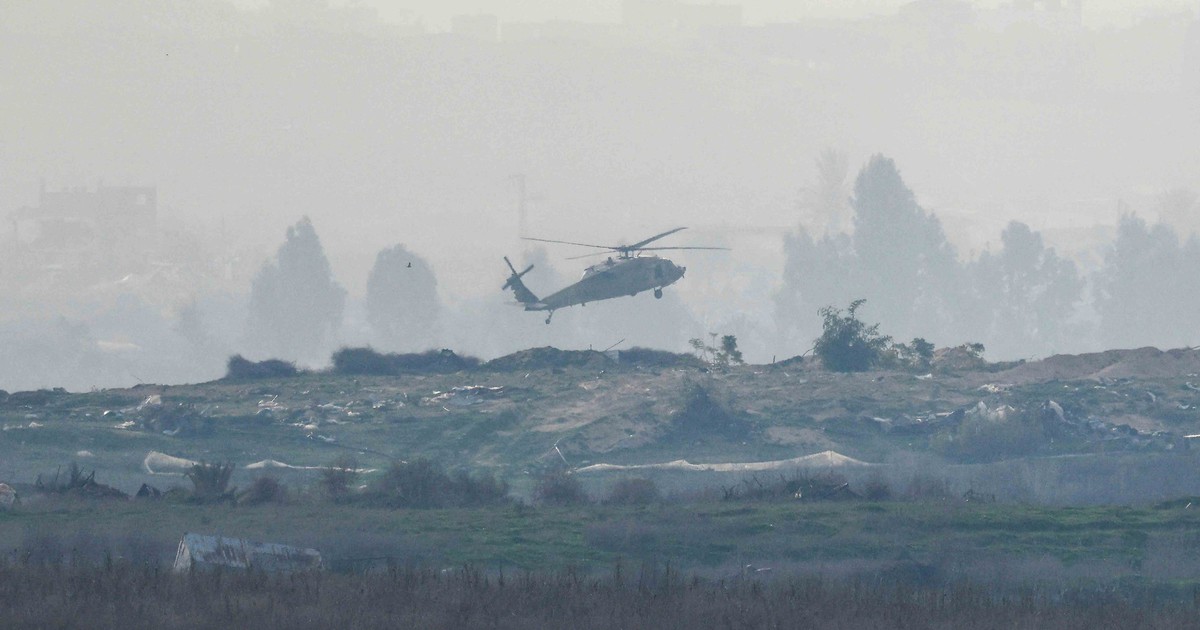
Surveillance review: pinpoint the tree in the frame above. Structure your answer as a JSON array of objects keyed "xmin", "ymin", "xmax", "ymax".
[
  {"xmin": 813, "ymin": 299, "xmax": 892, "ymax": 372},
  {"xmin": 246, "ymin": 217, "xmax": 345, "ymax": 362},
  {"xmin": 798, "ymin": 148, "xmax": 852, "ymax": 235},
  {"xmin": 851, "ymin": 155, "xmax": 965, "ymax": 342},
  {"xmin": 774, "ymin": 228, "xmax": 858, "ymax": 352},
  {"xmin": 365, "ymin": 244, "xmax": 440, "ymax": 351},
  {"xmin": 688, "ymin": 333, "xmax": 745, "ymax": 366},
  {"xmin": 1095, "ymin": 214, "xmax": 1200, "ymax": 350},
  {"xmin": 971, "ymin": 221, "xmax": 1083, "ymax": 359}
]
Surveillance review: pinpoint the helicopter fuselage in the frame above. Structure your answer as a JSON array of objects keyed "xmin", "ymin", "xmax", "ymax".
[
  {"xmin": 503, "ymin": 226, "xmax": 722, "ymax": 323},
  {"xmin": 524, "ymin": 255, "xmax": 685, "ymax": 312}
]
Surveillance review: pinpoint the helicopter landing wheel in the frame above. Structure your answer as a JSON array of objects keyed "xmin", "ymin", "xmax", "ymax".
[
  {"xmin": 545, "ymin": 312, "xmax": 554, "ymax": 324},
  {"xmin": 654, "ymin": 288, "xmax": 663, "ymax": 299}
]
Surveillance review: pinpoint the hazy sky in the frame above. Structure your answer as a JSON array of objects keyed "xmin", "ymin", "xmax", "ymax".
[
  {"xmin": 2, "ymin": 0, "xmax": 1199, "ymax": 388},
  {"xmin": 232, "ymin": 0, "xmax": 1200, "ymax": 30}
]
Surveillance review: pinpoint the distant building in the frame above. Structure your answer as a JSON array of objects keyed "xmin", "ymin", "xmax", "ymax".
[{"xmin": 10, "ymin": 183, "xmax": 156, "ymax": 253}]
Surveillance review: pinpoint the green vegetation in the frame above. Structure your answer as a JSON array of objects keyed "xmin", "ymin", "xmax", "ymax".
[
  {"xmin": 813, "ymin": 299, "xmax": 892, "ymax": 372},
  {"xmin": 2, "ymin": 498, "xmax": 1200, "ymax": 579},
  {"xmin": 688, "ymin": 333, "xmax": 745, "ymax": 367},
  {"xmin": 2, "ymin": 559, "xmax": 1196, "ymax": 629}
]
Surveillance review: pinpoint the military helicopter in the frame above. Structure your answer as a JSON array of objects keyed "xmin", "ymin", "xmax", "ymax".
[{"xmin": 502, "ymin": 227, "xmax": 726, "ymax": 324}]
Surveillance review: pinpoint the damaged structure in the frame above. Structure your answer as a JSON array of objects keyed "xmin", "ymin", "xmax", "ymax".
[{"xmin": 173, "ymin": 533, "xmax": 322, "ymax": 573}]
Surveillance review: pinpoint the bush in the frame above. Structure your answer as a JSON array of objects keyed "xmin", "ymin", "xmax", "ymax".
[
  {"xmin": 670, "ymin": 382, "xmax": 749, "ymax": 441},
  {"xmin": 605, "ymin": 478, "xmax": 661, "ymax": 506},
  {"xmin": 534, "ymin": 468, "xmax": 589, "ymax": 506},
  {"xmin": 904, "ymin": 474, "xmax": 953, "ymax": 502},
  {"xmin": 366, "ymin": 459, "xmax": 508, "ymax": 508},
  {"xmin": 321, "ymin": 455, "xmax": 360, "ymax": 501},
  {"xmin": 688, "ymin": 334, "xmax": 746, "ymax": 367},
  {"xmin": 331, "ymin": 347, "xmax": 479, "ymax": 376},
  {"xmin": 331, "ymin": 347, "xmax": 394, "ymax": 375},
  {"xmin": 930, "ymin": 410, "xmax": 1048, "ymax": 463},
  {"xmin": 813, "ymin": 299, "xmax": 891, "ymax": 372},
  {"xmin": 617, "ymin": 347, "xmax": 705, "ymax": 369},
  {"xmin": 34, "ymin": 462, "xmax": 128, "ymax": 499},
  {"xmin": 238, "ymin": 476, "xmax": 287, "ymax": 506},
  {"xmin": 224, "ymin": 355, "xmax": 299, "ymax": 381},
  {"xmin": 723, "ymin": 471, "xmax": 858, "ymax": 502},
  {"xmin": 186, "ymin": 461, "xmax": 236, "ymax": 503},
  {"xmin": 861, "ymin": 473, "xmax": 893, "ymax": 501},
  {"xmin": 892, "ymin": 337, "xmax": 934, "ymax": 371}
]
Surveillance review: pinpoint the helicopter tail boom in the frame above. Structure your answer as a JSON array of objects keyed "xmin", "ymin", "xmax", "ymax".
[{"xmin": 502, "ymin": 256, "xmax": 541, "ymax": 305}]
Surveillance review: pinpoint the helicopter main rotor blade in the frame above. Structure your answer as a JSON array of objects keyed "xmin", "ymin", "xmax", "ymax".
[
  {"xmin": 634, "ymin": 246, "xmax": 730, "ymax": 252},
  {"xmin": 521, "ymin": 236, "xmax": 616, "ymax": 250},
  {"xmin": 565, "ymin": 251, "xmax": 617, "ymax": 260},
  {"xmin": 622, "ymin": 227, "xmax": 688, "ymax": 252}
]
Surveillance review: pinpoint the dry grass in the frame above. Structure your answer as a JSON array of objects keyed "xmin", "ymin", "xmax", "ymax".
[{"xmin": 0, "ymin": 560, "xmax": 1194, "ymax": 629}]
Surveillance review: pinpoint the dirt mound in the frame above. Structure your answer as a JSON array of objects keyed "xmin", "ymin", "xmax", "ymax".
[
  {"xmin": 617, "ymin": 347, "xmax": 705, "ymax": 369},
  {"xmin": 484, "ymin": 347, "xmax": 613, "ymax": 372},
  {"xmin": 931, "ymin": 345, "xmax": 988, "ymax": 372},
  {"xmin": 997, "ymin": 347, "xmax": 1200, "ymax": 383}
]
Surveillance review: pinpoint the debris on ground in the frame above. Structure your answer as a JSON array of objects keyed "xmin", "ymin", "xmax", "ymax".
[
  {"xmin": 112, "ymin": 396, "xmax": 214, "ymax": 437},
  {"xmin": 144, "ymin": 451, "xmax": 199, "ymax": 475},
  {"xmin": 0, "ymin": 483, "xmax": 17, "ymax": 510},
  {"xmin": 136, "ymin": 483, "xmax": 162, "ymax": 500},
  {"xmin": 34, "ymin": 463, "xmax": 128, "ymax": 499},
  {"xmin": 422, "ymin": 385, "xmax": 506, "ymax": 408},
  {"xmin": 174, "ymin": 533, "xmax": 322, "ymax": 573}
]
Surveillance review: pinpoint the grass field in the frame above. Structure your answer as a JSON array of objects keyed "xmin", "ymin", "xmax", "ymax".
[{"xmin": 5, "ymin": 496, "xmax": 1200, "ymax": 585}]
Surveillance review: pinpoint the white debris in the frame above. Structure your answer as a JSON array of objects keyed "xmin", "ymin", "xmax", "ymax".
[
  {"xmin": 576, "ymin": 450, "xmax": 871, "ymax": 474},
  {"xmin": 143, "ymin": 451, "xmax": 198, "ymax": 475}
]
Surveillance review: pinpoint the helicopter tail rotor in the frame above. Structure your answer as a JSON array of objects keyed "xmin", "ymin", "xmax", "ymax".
[{"xmin": 502, "ymin": 256, "xmax": 540, "ymax": 305}]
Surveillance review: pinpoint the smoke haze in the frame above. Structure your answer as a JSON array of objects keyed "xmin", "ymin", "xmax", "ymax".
[{"xmin": 2, "ymin": 0, "xmax": 1199, "ymax": 390}]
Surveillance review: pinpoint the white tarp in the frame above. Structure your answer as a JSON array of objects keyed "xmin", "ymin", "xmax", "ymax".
[{"xmin": 575, "ymin": 450, "xmax": 871, "ymax": 474}]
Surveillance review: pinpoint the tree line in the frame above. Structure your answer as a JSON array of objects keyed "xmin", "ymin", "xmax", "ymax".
[{"xmin": 777, "ymin": 153, "xmax": 1199, "ymax": 360}]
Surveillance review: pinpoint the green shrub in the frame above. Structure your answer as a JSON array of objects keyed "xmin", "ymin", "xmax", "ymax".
[
  {"xmin": 534, "ymin": 468, "xmax": 589, "ymax": 506},
  {"xmin": 331, "ymin": 347, "xmax": 480, "ymax": 375},
  {"xmin": 813, "ymin": 300, "xmax": 891, "ymax": 372},
  {"xmin": 366, "ymin": 459, "xmax": 508, "ymax": 508},
  {"xmin": 617, "ymin": 348, "xmax": 705, "ymax": 369},
  {"xmin": 321, "ymin": 455, "xmax": 360, "ymax": 501},
  {"xmin": 931, "ymin": 410, "xmax": 1048, "ymax": 463},
  {"xmin": 605, "ymin": 478, "xmax": 661, "ymax": 506},
  {"xmin": 892, "ymin": 337, "xmax": 934, "ymax": 371},
  {"xmin": 670, "ymin": 382, "xmax": 749, "ymax": 441},
  {"xmin": 186, "ymin": 461, "xmax": 236, "ymax": 503},
  {"xmin": 224, "ymin": 355, "xmax": 299, "ymax": 380},
  {"xmin": 238, "ymin": 476, "xmax": 287, "ymax": 506}
]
